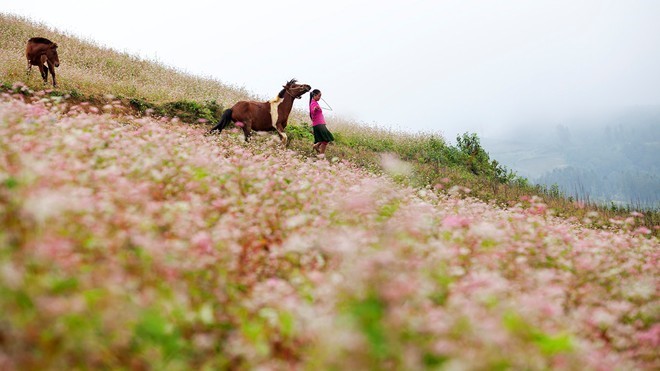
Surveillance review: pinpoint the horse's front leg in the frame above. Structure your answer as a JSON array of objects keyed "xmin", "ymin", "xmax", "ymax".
[
  {"xmin": 47, "ymin": 60, "xmax": 57, "ymax": 87},
  {"xmin": 38, "ymin": 55, "xmax": 49, "ymax": 83},
  {"xmin": 275, "ymin": 122, "xmax": 288, "ymax": 147}
]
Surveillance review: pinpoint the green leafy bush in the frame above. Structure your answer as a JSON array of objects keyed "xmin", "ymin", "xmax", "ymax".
[{"xmin": 286, "ymin": 121, "xmax": 314, "ymax": 141}]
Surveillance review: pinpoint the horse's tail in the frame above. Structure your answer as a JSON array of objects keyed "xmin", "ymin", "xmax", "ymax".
[{"xmin": 209, "ymin": 108, "xmax": 233, "ymax": 133}]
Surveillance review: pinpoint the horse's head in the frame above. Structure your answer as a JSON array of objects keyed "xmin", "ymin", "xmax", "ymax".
[
  {"xmin": 47, "ymin": 43, "xmax": 60, "ymax": 67},
  {"xmin": 283, "ymin": 79, "xmax": 311, "ymax": 99}
]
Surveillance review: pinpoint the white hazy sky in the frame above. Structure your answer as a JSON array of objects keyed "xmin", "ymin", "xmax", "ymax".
[{"xmin": 4, "ymin": 0, "xmax": 660, "ymax": 141}]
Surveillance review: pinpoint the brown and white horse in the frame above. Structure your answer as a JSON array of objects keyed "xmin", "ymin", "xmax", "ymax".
[
  {"xmin": 26, "ymin": 37, "xmax": 60, "ymax": 87},
  {"xmin": 209, "ymin": 79, "xmax": 311, "ymax": 145}
]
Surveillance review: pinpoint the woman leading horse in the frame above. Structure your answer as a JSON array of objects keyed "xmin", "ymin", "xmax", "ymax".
[{"xmin": 209, "ymin": 79, "xmax": 311, "ymax": 145}]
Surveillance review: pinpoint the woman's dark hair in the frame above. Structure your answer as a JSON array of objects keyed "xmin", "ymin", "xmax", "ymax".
[
  {"xmin": 309, "ymin": 89, "xmax": 321, "ymax": 119},
  {"xmin": 309, "ymin": 89, "xmax": 321, "ymax": 104}
]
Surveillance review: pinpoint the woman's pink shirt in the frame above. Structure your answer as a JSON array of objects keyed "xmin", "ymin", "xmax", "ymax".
[{"xmin": 310, "ymin": 100, "xmax": 325, "ymax": 126}]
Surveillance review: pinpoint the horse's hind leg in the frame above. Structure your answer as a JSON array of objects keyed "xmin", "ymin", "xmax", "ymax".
[
  {"xmin": 38, "ymin": 64, "xmax": 48, "ymax": 83},
  {"xmin": 242, "ymin": 126, "xmax": 251, "ymax": 142},
  {"xmin": 240, "ymin": 121, "xmax": 253, "ymax": 143}
]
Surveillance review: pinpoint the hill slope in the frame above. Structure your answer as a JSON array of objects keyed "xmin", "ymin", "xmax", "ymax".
[
  {"xmin": 3, "ymin": 13, "xmax": 659, "ymax": 230},
  {"xmin": 0, "ymin": 13, "xmax": 252, "ymax": 107},
  {"xmin": 1, "ymin": 82, "xmax": 658, "ymax": 370}
]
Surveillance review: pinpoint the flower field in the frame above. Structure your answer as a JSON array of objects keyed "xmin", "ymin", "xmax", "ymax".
[{"xmin": 0, "ymin": 90, "xmax": 658, "ymax": 370}]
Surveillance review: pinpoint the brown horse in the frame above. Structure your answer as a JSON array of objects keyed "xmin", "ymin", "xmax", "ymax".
[
  {"xmin": 209, "ymin": 79, "xmax": 311, "ymax": 145},
  {"xmin": 26, "ymin": 37, "xmax": 60, "ymax": 87}
]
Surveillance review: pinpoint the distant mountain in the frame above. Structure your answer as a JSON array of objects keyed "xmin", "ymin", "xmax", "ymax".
[{"xmin": 483, "ymin": 106, "xmax": 660, "ymax": 208}]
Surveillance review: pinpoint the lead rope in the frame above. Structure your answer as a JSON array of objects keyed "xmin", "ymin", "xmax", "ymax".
[{"xmin": 320, "ymin": 97, "xmax": 333, "ymax": 111}]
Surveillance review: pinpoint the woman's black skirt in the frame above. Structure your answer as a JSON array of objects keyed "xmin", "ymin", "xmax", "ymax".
[{"xmin": 313, "ymin": 124, "xmax": 334, "ymax": 143}]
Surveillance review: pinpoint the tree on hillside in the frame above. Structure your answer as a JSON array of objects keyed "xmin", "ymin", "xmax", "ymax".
[{"xmin": 457, "ymin": 132, "xmax": 512, "ymax": 182}]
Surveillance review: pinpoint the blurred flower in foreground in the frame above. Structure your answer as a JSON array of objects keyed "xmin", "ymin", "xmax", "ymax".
[{"xmin": 379, "ymin": 152, "xmax": 412, "ymax": 177}]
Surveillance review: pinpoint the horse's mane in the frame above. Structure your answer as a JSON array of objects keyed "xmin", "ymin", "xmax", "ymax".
[
  {"xmin": 28, "ymin": 37, "xmax": 54, "ymax": 45},
  {"xmin": 278, "ymin": 78, "xmax": 298, "ymax": 98}
]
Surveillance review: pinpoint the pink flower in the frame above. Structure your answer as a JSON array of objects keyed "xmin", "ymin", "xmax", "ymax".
[
  {"xmin": 442, "ymin": 215, "xmax": 471, "ymax": 228},
  {"xmin": 191, "ymin": 231, "xmax": 213, "ymax": 254},
  {"xmin": 636, "ymin": 324, "xmax": 660, "ymax": 347},
  {"xmin": 633, "ymin": 227, "xmax": 652, "ymax": 235}
]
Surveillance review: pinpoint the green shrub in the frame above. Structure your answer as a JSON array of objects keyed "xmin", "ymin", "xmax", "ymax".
[
  {"xmin": 286, "ymin": 121, "xmax": 314, "ymax": 141},
  {"xmin": 129, "ymin": 98, "xmax": 154, "ymax": 113},
  {"xmin": 146, "ymin": 100, "xmax": 224, "ymax": 124}
]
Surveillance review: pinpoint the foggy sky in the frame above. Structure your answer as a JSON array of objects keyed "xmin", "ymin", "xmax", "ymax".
[{"xmin": 4, "ymin": 0, "xmax": 660, "ymax": 141}]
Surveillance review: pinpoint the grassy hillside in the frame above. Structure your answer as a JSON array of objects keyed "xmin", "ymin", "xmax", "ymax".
[
  {"xmin": 0, "ymin": 14, "xmax": 251, "ymax": 105},
  {"xmin": 2, "ymin": 13, "xmax": 658, "ymax": 232},
  {"xmin": 1, "ymin": 13, "xmax": 659, "ymax": 369}
]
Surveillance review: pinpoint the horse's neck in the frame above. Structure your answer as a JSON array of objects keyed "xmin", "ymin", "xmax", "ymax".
[{"xmin": 279, "ymin": 95, "xmax": 294, "ymax": 116}]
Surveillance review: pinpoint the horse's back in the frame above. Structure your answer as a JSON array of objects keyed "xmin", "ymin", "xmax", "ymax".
[
  {"xmin": 26, "ymin": 38, "xmax": 52, "ymax": 60},
  {"xmin": 231, "ymin": 100, "xmax": 272, "ymax": 130},
  {"xmin": 232, "ymin": 100, "xmax": 269, "ymax": 117},
  {"xmin": 28, "ymin": 37, "xmax": 54, "ymax": 45}
]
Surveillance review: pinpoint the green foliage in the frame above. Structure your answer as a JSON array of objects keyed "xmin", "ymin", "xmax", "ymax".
[
  {"xmin": 286, "ymin": 121, "xmax": 314, "ymax": 141},
  {"xmin": 503, "ymin": 311, "xmax": 574, "ymax": 356},
  {"xmin": 416, "ymin": 136, "xmax": 455, "ymax": 164},
  {"xmin": 333, "ymin": 131, "xmax": 396, "ymax": 153},
  {"xmin": 3, "ymin": 177, "xmax": 18, "ymax": 190},
  {"xmin": 129, "ymin": 97, "xmax": 154, "ymax": 113},
  {"xmin": 347, "ymin": 295, "xmax": 389, "ymax": 359},
  {"xmin": 457, "ymin": 132, "xmax": 498, "ymax": 178},
  {"xmin": 128, "ymin": 98, "xmax": 223, "ymax": 124},
  {"xmin": 133, "ymin": 308, "xmax": 186, "ymax": 358},
  {"xmin": 423, "ymin": 352, "xmax": 449, "ymax": 367},
  {"xmin": 534, "ymin": 332, "xmax": 574, "ymax": 356},
  {"xmin": 161, "ymin": 100, "xmax": 224, "ymax": 124},
  {"xmin": 68, "ymin": 89, "xmax": 84, "ymax": 99}
]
